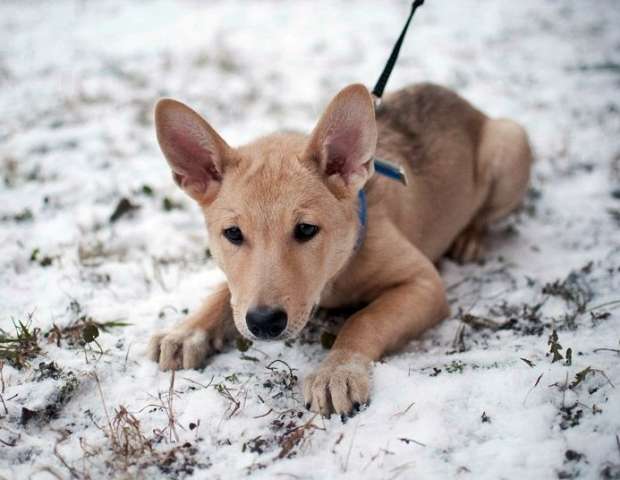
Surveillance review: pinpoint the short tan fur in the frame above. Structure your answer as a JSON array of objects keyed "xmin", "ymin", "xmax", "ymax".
[{"xmin": 149, "ymin": 82, "xmax": 532, "ymax": 416}]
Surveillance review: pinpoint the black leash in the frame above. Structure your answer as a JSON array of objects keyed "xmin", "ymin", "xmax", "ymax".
[
  {"xmin": 369, "ymin": 0, "xmax": 425, "ymax": 186},
  {"xmin": 358, "ymin": 3, "xmax": 426, "ymax": 244},
  {"xmin": 371, "ymin": 0, "xmax": 425, "ymax": 103}
]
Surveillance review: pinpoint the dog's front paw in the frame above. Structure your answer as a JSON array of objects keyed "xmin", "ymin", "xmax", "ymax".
[
  {"xmin": 148, "ymin": 328, "xmax": 225, "ymax": 371},
  {"xmin": 303, "ymin": 350, "xmax": 371, "ymax": 417}
]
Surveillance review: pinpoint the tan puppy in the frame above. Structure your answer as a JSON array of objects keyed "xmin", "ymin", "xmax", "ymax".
[{"xmin": 148, "ymin": 83, "xmax": 532, "ymax": 416}]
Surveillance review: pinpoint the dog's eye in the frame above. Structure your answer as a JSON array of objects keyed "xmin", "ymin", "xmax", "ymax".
[
  {"xmin": 294, "ymin": 223, "xmax": 320, "ymax": 242},
  {"xmin": 223, "ymin": 226, "xmax": 244, "ymax": 245}
]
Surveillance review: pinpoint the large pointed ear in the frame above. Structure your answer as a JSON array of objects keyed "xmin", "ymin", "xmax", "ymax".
[
  {"xmin": 303, "ymin": 84, "xmax": 377, "ymax": 194},
  {"xmin": 155, "ymin": 99, "xmax": 234, "ymax": 204}
]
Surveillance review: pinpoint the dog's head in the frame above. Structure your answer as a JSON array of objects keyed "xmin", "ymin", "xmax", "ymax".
[{"xmin": 155, "ymin": 84, "xmax": 377, "ymax": 340}]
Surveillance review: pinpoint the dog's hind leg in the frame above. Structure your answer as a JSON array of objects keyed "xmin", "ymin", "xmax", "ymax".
[
  {"xmin": 449, "ymin": 222, "xmax": 486, "ymax": 263},
  {"xmin": 449, "ymin": 118, "xmax": 533, "ymax": 263}
]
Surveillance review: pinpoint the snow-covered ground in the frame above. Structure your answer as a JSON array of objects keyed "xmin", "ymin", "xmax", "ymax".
[{"xmin": 1, "ymin": 1, "xmax": 619, "ymax": 478}]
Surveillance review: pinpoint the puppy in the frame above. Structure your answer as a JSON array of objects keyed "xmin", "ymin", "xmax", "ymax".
[{"xmin": 148, "ymin": 83, "xmax": 532, "ymax": 416}]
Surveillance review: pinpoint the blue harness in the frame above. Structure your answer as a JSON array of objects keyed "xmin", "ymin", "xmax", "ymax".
[{"xmin": 356, "ymin": 158, "xmax": 407, "ymax": 249}]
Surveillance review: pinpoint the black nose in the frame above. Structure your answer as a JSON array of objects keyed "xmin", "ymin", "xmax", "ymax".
[{"xmin": 246, "ymin": 306, "xmax": 288, "ymax": 339}]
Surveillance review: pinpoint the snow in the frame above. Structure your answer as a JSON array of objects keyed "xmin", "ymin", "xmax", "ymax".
[{"xmin": 1, "ymin": 1, "xmax": 619, "ymax": 478}]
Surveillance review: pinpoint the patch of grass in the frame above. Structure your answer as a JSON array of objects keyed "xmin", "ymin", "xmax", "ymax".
[
  {"xmin": 449, "ymin": 323, "xmax": 467, "ymax": 354},
  {"xmin": 240, "ymin": 354, "xmax": 260, "ymax": 362},
  {"xmin": 215, "ymin": 47, "xmax": 242, "ymax": 74},
  {"xmin": 3, "ymin": 208, "xmax": 34, "ymax": 222},
  {"xmin": 542, "ymin": 265, "xmax": 594, "ymax": 320},
  {"xmin": 520, "ymin": 357, "xmax": 535, "ymax": 368},
  {"xmin": 608, "ymin": 208, "xmax": 620, "ymax": 227},
  {"xmin": 45, "ymin": 300, "xmax": 130, "ymax": 350},
  {"xmin": 460, "ymin": 313, "xmax": 510, "ymax": 331},
  {"xmin": 106, "ymin": 405, "xmax": 153, "ymax": 461},
  {"xmin": 240, "ymin": 410, "xmax": 321, "ymax": 463},
  {"xmin": 523, "ymin": 186, "xmax": 542, "ymax": 217},
  {"xmin": 242, "ymin": 435, "xmax": 269, "ymax": 454},
  {"xmin": 565, "ymin": 450, "xmax": 584, "ymax": 462},
  {"xmin": 109, "ymin": 197, "xmax": 141, "ymax": 222},
  {"xmin": 569, "ymin": 366, "xmax": 614, "ymax": 390},
  {"xmin": 75, "ymin": 372, "xmax": 212, "ymax": 478},
  {"xmin": 573, "ymin": 61, "xmax": 620, "ymax": 72},
  {"xmin": 276, "ymin": 414, "xmax": 322, "ymax": 459},
  {"xmin": 547, "ymin": 330, "xmax": 565, "ymax": 363},
  {"xmin": 236, "ymin": 337, "xmax": 253, "ymax": 352},
  {"xmin": 157, "ymin": 443, "xmax": 211, "ymax": 477},
  {"xmin": 46, "ymin": 318, "xmax": 130, "ymax": 348},
  {"xmin": 589, "ymin": 298, "xmax": 620, "ymax": 313},
  {"xmin": 35, "ymin": 360, "xmax": 63, "ymax": 381},
  {"xmin": 564, "ymin": 348, "xmax": 573, "ymax": 366},
  {"xmin": 486, "ymin": 301, "xmax": 546, "ymax": 336},
  {"xmin": 30, "ymin": 248, "xmax": 54, "ymax": 267},
  {"xmin": 21, "ymin": 362, "xmax": 79, "ymax": 426},
  {"xmin": 212, "ymin": 377, "xmax": 248, "ymax": 419},
  {"xmin": 445, "ymin": 360, "xmax": 465, "ymax": 374},
  {"xmin": 569, "ymin": 367, "xmax": 593, "ymax": 389},
  {"xmin": 0, "ymin": 315, "xmax": 41, "ymax": 368},
  {"xmin": 263, "ymin": 360, "xmax": 298, "ymax": 395},
  {"xmin": 162, "ymin": 196, "xmax": 183, "ymax": 211},
  {"xmin": 559, "ymin": 403, "xmax": 584, "ymax": 430}
]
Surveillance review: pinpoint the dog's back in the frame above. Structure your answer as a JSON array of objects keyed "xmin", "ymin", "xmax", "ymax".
[{"xmin": 369, "ymin": 83, "xmax": 532, "ymax": 262}]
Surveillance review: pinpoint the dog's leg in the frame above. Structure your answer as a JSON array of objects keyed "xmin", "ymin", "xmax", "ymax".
[
  {"xmin": 449, "ymin": 118, "xmax": 532, "ymax": 264},
  {"xmin": 148, "ymin": 282, "xmax": 236, "ymax": 370},
  {"xmin": 448, "ymin": 222, "xmax": 486, "ymax": 263},
  {"xmin": 304, "ymin": 237, "xmax": 450, "ymax": 416}
]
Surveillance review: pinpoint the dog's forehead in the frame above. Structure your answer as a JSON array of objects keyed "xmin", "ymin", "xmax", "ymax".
[
  {"xmin": 212, "ymin": 138, "xmax": 330, "ymax": 224},
  {"xmin": 241, "ymin": 163, "xmax": 321, "ymax": 217}
]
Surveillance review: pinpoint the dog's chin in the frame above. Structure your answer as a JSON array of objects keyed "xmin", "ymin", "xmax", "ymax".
[{"xmin": 238, "ymin": 333, "xmax": 294, "ymax": 343}]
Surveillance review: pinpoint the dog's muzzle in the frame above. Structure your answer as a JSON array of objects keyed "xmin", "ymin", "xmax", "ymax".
[{"xmin": 246, "ymin": 306, "xmax": 288, "ymax": 339}]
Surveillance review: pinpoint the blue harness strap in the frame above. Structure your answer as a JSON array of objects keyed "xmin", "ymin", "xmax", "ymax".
[
  {"xmin": 374, "ymin": 157, "xmax": 408, "ymax": 185},
  {"xmin": 356, "ymin": 189, "xmax": 368, "ymax": 250},
  {"xmin": 355, "ymin": 157, "xmax": 407, "ymax": 250}
]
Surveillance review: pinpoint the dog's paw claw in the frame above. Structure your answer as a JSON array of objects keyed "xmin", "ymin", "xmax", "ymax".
[
  {"xmin": 148, "ymin": 329, "xmax": 215, "ymax": 371},
  {"xmin": 303, "ymin": 351, "xmax": 370, "ymax": 417}
]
